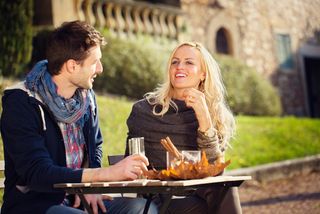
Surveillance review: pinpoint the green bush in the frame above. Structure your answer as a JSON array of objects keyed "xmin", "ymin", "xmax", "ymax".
[
  {"xmin": 95, "ymin": 35, "xmax": 170, "ymax": 99},
  {"xmin": 216, "ymin": 54, "xmax": 282, "ymax": 116},
  {"xmin": 27, "ymin": 28, "xmax": 282, "ymax": 116},
  {"xmin": 0, "ymin": 0, "xmax": 33, "ymax": 77},
  {"xmin": 29, "ymin": 29, "xmax": 52, "ymax": 69}
]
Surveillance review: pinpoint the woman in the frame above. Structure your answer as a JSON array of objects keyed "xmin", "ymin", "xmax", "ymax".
[{"xmin": 126, "ymin": 42, "xmax": 241, "ymax": 213}]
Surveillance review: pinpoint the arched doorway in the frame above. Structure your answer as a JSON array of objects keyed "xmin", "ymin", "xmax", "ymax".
[
  {"xmin": 215, "ymin": 27, "xmax": 232, "ymax": 55},
  {"xmin": 299, "ymin": 43, "xmax": 320, "ymax": 118}
]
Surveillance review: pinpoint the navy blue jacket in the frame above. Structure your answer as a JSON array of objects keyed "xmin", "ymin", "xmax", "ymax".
[{"xmin": 0, "ymin": 89, "xmax": 103, "ymax": 214}]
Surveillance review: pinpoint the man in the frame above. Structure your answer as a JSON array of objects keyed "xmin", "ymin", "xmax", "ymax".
[{"xmin": 0, "ymin": 21, "xmax": 156, "ymax": 214}]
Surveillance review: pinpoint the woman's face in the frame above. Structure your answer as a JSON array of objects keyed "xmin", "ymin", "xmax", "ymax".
[{"xmin": 169, "ymin": 45, "xmax": 205, "ymax": 92}]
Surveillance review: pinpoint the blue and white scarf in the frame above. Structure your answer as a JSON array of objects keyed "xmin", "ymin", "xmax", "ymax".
[{"xmin": 25, "ymin": 60, "xmax": 92, "ymax": 169}]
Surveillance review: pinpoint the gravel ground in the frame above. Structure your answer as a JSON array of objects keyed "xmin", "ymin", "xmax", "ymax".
[{"xmin": 239, "ymin": 171, "xmax": 320, "ymax": 214}]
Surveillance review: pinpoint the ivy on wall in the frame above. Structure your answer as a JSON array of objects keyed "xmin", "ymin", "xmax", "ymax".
[{"xmin": 0, "ymin": 0, "xmax": 34, "ymax": 77}]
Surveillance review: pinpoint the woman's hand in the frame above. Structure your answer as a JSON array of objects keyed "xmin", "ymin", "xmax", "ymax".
[
  {"xmin": 73, "ymin": 194, "xmax": 112, "ymax": 214},
  {"xmin": 183, "ymin": 88, "xmax": 212, "ymax": 132}
]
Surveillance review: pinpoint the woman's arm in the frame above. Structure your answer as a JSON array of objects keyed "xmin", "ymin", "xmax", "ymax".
[
  {"xmin": 197, "ymin": 127, "xmax": 224, "ymax": 163},
  {"xmin": 182, "ymin": 88, "xmax": 224, "ymax": 163}
]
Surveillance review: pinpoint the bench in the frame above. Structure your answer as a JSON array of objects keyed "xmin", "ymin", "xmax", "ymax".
[
  {"xmin": 108, "ymin": 155, "xmax": 124, "ymax": 165},
  {"xmin": 0, "ymin": 160, "xmax": 4, "ymax": 188}
]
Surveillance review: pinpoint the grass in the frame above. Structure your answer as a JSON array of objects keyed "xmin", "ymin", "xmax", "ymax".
[
  {"xmin": 1, "ymin": 94, "xmax": 319, "ymax": 168},
  {"xmin": 226, "ymin": 116, "xmax": 320, "ymax": 169},
  {"xmin": 96, "ymin": 95, "xmax": 320, "ymax": 170},
  {"xmin": 96, "ymin": 94, "xmax": 134, "ymax": 165},
  {"xmin": 0, "ymin": 93, "xmax": 320, "ymax": 205}
]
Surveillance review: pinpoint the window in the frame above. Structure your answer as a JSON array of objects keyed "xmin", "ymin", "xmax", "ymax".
[
  {"xmin": 216, "ymin": 27, "xmax": 232, "ymax": 55},
  {"xmin": 275, "ymin": 34, "xmax": 294, "ymax": 69}
]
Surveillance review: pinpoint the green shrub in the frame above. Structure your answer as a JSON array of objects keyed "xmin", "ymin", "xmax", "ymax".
[
  {"xmin": 29, "ymin": 29, "xmax": 52, "ymax": 69},
  {"xmin": 0, "ymin": 0, "xmax": 33, "ymax": 77},
  {"xmin": 95, "ymin": 35, "xmax": 170, "ymax": 99},
  {"xmin": 216, "ymin": 54, "xmax": 282, "ymax": 116}
]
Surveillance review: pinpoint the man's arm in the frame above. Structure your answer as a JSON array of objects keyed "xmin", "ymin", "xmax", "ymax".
[{"xmin": 1, "ymin": 90, "xmax": 82, "ymax": 191}]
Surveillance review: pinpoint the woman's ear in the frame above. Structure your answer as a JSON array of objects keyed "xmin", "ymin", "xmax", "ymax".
[{"xmin": 200, "ymin": 72, "xmax": 206, "ymax": 81}]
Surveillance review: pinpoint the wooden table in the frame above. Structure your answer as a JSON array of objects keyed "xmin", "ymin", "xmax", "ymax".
[{"xmin": 54, "ymin": 175, "xmax": 251, "ymax": 214}]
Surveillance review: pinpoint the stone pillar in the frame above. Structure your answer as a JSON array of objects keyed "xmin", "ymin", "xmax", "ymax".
[
  {"xmin": 132, "ymin": 7, "xmax": 144, "ymax": 34},
  {"xmin": 142, "ymin": 8, "xmax": 154, "ymax": 35},
  {"xmin": 114, "ymin": 4, "xmax": 126, "ymax": 37},
  {"xmin": 159, "ymin": 11, "xmax": 170, "ymax": 38},
  {"xmin": 167, "ymin": 14, "xmax": 177, "ymax": 39},
  {"xmin": 124, "ymin": 5, "xmax": 134, "ymax": 37},
  {"xmin": 82, "ymin": 0, "xmax": 95, "ymax": 25},
  {"xmin": 151, "ymin": 9, "xmax": 162, "ymax": 36},
  {"xmin": 92, "ymin": 0, "xmax": 105, "ymax": 27},
  {"xmin": 104, "ymin": 2, "xmax": 116, "ymax": 34}
]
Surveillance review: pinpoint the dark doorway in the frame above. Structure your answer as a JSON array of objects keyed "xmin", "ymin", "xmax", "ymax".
[
  {"xmin": 304, "ymin": 57, "xmax": 320, "ymax": 118},
  {"xmin": 216, "ymin": 28, "xmax": 231, "ymax": 55}
]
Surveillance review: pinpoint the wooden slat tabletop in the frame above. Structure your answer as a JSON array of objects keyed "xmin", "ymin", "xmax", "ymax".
[{"xmin": 54, "ymin": 175, "xmax": 251, "ymax": 188}]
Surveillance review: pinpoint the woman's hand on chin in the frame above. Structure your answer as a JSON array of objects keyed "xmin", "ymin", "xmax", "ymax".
[{"xmin": 182, "ymin": 88, "xmax": 212, "ymax": 132}]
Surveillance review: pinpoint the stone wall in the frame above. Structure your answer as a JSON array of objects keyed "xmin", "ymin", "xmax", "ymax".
[
  {"xmin": 180, "ymin": 0, "xmax": 320, "ymax": 116},
  {"xmin": 36, "ymin": 0, "xmax": 320, "ymax": 116}
]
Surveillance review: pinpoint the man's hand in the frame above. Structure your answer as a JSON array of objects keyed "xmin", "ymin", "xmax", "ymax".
[
  {"xmin": 82, "ymin": 154, "xmax": 149, "ymax": 182},
  {"xmin": 73, "ymin": 194, "xmax": 112, "ymax": 214},
  {"xmin": 108, "ymin": 154, "xmax": 149, "ymax": 181}
]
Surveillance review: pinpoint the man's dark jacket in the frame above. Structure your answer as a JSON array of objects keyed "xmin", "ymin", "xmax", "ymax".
[{"xmin": 0, "ymin": 89, "xmax": 103, "ymax": 214}]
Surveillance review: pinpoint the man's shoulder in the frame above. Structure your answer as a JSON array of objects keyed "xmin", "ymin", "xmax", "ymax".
[
  {"xmin": 3, "ymin": 88, "xmax": 29, "ymax": 102},
  {"xmin": 2, "ymin": 82, "xmax": 39, "ymax": 107}
]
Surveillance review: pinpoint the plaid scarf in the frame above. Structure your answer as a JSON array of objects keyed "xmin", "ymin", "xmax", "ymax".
[{"xmin": 25, "ymin": 60, "xmax": 92, "ymax": 169}]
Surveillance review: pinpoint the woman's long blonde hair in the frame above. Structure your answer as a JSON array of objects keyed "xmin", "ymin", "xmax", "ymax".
[{"xmin": 145, "ymin": 42, "xmax": 235, "ymax": 147}]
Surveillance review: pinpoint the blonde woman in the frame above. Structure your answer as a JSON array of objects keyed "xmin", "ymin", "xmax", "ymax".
[{"xmin": 126, "ymin": 42, "xmax": 241, "ymax": 213}]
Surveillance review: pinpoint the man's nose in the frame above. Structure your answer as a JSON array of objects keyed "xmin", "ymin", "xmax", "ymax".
[{"xmin": 96, "ymin": 61, "xmax": 103, "ymax": 74}]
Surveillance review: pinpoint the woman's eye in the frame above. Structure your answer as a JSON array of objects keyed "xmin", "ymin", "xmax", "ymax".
[
  {"xmin": 186, "ymin": 61, "xmax": 194, "ymax": 65},
  {"xmin": 171, "ymin": 60, "xmax": 179, "ymax": 65}
]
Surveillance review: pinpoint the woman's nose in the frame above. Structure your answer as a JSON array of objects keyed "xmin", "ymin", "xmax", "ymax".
[{"xmin": 176, "ymin": 61, "xmax": 184, "ymax": 69}]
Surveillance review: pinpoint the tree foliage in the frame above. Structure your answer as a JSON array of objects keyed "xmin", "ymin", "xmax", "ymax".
[
  {"xmin": 96, "ymin": 35, "xmax": 170, "ymax": 99},
  {"xmin": 216, "ymin": 54, "xmax": 282, "ymax": 116},
  {"xmin": 0, "ymin": 0, "xmax": 33, "ymax": 77}
]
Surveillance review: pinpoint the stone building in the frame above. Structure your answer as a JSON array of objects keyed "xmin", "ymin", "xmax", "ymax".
[{"xmin": 33, "ymin": 0, "xmax": 320, "ymax": 117}]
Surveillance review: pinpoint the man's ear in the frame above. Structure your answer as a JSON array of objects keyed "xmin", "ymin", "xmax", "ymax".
[{"xmin": 66, "ymin": 59, "xmax": 77, "ymax": 73}]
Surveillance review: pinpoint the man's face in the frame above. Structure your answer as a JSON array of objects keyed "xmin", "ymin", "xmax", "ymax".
[{"xmin": 72, "ymin": 45, "xmax": 103, "ymax": 89}]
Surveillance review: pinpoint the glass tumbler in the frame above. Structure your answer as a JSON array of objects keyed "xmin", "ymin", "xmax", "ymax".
[
  {"xmin": 128, "ymin": 137, "xmax": 145, "ymax": 179},
  {"xmin": 181, "ymin": 150, "xmax": 201, "ymax": 164},
  {"xmin": 128, "ymin": 137, "xmax": 145, "ymax": 156}
]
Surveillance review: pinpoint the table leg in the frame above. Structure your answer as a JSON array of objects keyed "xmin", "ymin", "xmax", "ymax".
[
  {"xmin": 211, "ymin": 186, "xmax": 229, "ymax": 212},
  {"xmin": 143, "ymin": 194, "xmax": 153, "ymax": 214},
  {"xmin": 76, "ymin": 190, "xmax": 94, "ymax": 214},
  {"xmin": 159, "ymin": 194, "xmax": 173, "ymax": 214}
]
